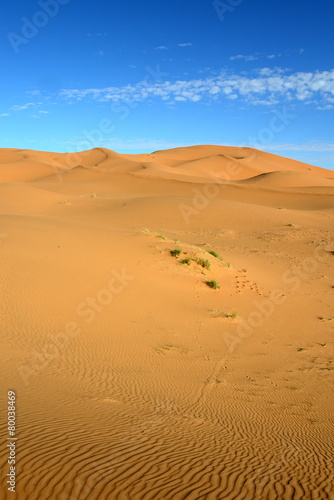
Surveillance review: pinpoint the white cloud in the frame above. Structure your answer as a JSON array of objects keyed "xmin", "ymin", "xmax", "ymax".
[
  {"xmin": 0, "ymin": 113, "xmax": 9, "ymax": 117},
  {"xmin": 317, "ymin": 104, "xmax": 334, "ymax": 110},
  {"xmin": 31, "ymin": 68, "xmax": 334, "ymax": 109},
  {"xmin": 229, "ymin": 54, "xmax": 258, "ymax": 62},
  {"xmin": 63, "ymin": 136, "xmax": 190, "ymax": 152},
  {"xmin": 260, "ymin": 141, "xmax": 334, "ymax": 152},
  {"xmin": 178, "ymin": 43, "xmax": 192, "ymax": 47},
  {"xmin": 155, "ymin": 45, "xmax": 169, "ymax": 50},
  {"xmin": 230, "ymin": 50, "xmax": 303, "ymax": 62},
  {"xmin": 62, "ymin": 137, "xmax": 334, "ymax": 157},
  {"xmin": 11, "ymin": 102, "xmax": 35, "ymax": 111},
  {"xmin": 258, "ymin": 67, "xmax": 287, "ymax": 76},
  {"xmin": 106, "ymin": 138, "xmax": 188, "ymax": 151},
  {"xmin": 11, "ymin": 101, "xmax": 50, "ymax": 116}
]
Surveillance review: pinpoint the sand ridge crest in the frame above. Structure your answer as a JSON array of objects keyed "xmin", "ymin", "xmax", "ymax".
[{"xmin": 0, "ymin": 145, "xmax": 333, "ymax": 499}]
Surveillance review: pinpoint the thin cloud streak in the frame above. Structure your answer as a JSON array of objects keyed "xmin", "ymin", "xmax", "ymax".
[
  {"xmin": 55, "ymin": 68, "xmax": 334, "ymax": 107},
  {"xmin": 259, "ymin": 142, "xmax": 334, "ymax": 152}
]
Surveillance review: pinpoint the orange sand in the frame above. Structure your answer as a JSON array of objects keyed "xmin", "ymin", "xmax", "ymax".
[{"xmin": 0, "ymin": 146, "xmax": 333, "ymax": 499}]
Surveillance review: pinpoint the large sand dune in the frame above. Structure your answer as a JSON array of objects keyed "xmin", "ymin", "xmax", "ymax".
[{"xmin": 0, "ymin": 145, "xmax": 333, "ymax": 499}]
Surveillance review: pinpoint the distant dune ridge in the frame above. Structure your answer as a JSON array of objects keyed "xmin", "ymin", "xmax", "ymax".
[
  {"xmin": 0, "ymin": 145, "xmax": 333, "ymax": 499},
  {"xmin": 1, "ymin": 145, "xmax": 334, "ymax": 187}
]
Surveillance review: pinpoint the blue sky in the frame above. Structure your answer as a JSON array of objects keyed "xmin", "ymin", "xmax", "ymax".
[{"xmin": 1, "ymin": 0, "xmax": 334, "ymax": 169}]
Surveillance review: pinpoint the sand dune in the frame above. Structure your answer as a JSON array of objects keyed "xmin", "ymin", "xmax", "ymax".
[
  {"xmin": 0, "ymin": 146, "xmax": 333, "ymax": 499},
  {"xmin": 2, "ymin": 145, "xmax": 334, "ymax": 185},
  {"xmin": 240, "ymin": 170, "xmax": 334, "ymax": 188}
]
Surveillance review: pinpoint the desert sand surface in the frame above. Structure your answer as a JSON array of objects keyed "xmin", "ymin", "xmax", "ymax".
[{"xmin": 0, "ymin": 145, "xmax": 333, "ymax": 499}]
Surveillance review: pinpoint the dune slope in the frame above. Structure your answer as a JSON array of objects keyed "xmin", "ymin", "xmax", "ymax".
[{"xmin": 0, "ymin": 145, "xmax": 333, "ymax": 499}]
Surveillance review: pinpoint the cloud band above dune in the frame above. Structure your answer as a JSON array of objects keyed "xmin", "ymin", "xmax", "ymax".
[{"xmin": 53, "ymin": 68, "xmax": 334, "ymax": 108}]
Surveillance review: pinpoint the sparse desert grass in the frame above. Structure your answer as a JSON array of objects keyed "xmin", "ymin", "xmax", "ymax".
[
  {"xmin": 171, "ymin": 249, "xmax": 182, "ymax": 258},
  {"xmin": 161, "ymin": 344, "xmax": 177, "ymax": 350},
  {"xmin": 206, "ymin": 280, "xmax": 220, "ymax": 290},
  {"xmin": 308, "ymin": 418, "xmax": 322, "ymax": 424},
  {"xmin": 90, "ymin": 193, "xmax": 96, "ymax": 198},
  {"xmin": 196, "ymin": 258, "xmax": 211, "ymax": 270},
  {"xmin": 303, "ymin": 401, "xmax": 316, "ymax": 407},
  {"xmin": 213, "ymin": 311, "xmax": 237, "ymax": 319},
  {"xmin": 297, "ymin": 347, "xmax": 308, "ymax": 352},
  {"xmin": 180, "ymin": 258, "xmax": 191, "ymax": 265},
  {"xmin": 219, "ymin": 311, "xmax": 238, "ymax": 319},
  {"xmin": 207, "ymin": 250, "xmax": 221, "ymax": 260},
  {"xmin": 173, "ymin": 238, "xmax": 181, "ymax": 244},
  {"xmin": 157, "ymin": 234, "xmax": 166, "ymax": 240},
  {"xmin": 224, "ymin": 262, "xmax": 232, "ymax": 268},
  {"xmin": 159, "ymin": 344, "xmax": 190, "ymax": 354}
]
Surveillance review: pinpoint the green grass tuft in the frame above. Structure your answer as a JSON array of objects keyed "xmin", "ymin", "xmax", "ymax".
[
  {"xmin": 207, "ymin": 250, "xmax": 221, "ymax": 260},
  {"xmin": 171, "ymin": 249, "xmax": 182, "ymax": 258},
  {"xmin": 206, "ymin": 280, "xmax": 220, "ymax": 290},
  {"xmin": 196, "ymin": 258, "xmax": 211, "ymax": 270}
]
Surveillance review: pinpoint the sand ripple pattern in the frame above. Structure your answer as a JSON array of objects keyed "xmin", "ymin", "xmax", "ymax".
[{"xmin": 0, "ymin": 388, "xmax": 332, "ymax": 500}]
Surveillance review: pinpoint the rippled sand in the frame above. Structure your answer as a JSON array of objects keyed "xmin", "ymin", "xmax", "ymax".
[{"xmin": 0, "ymin": 145, "xmax": 333, "ymax": 499}]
